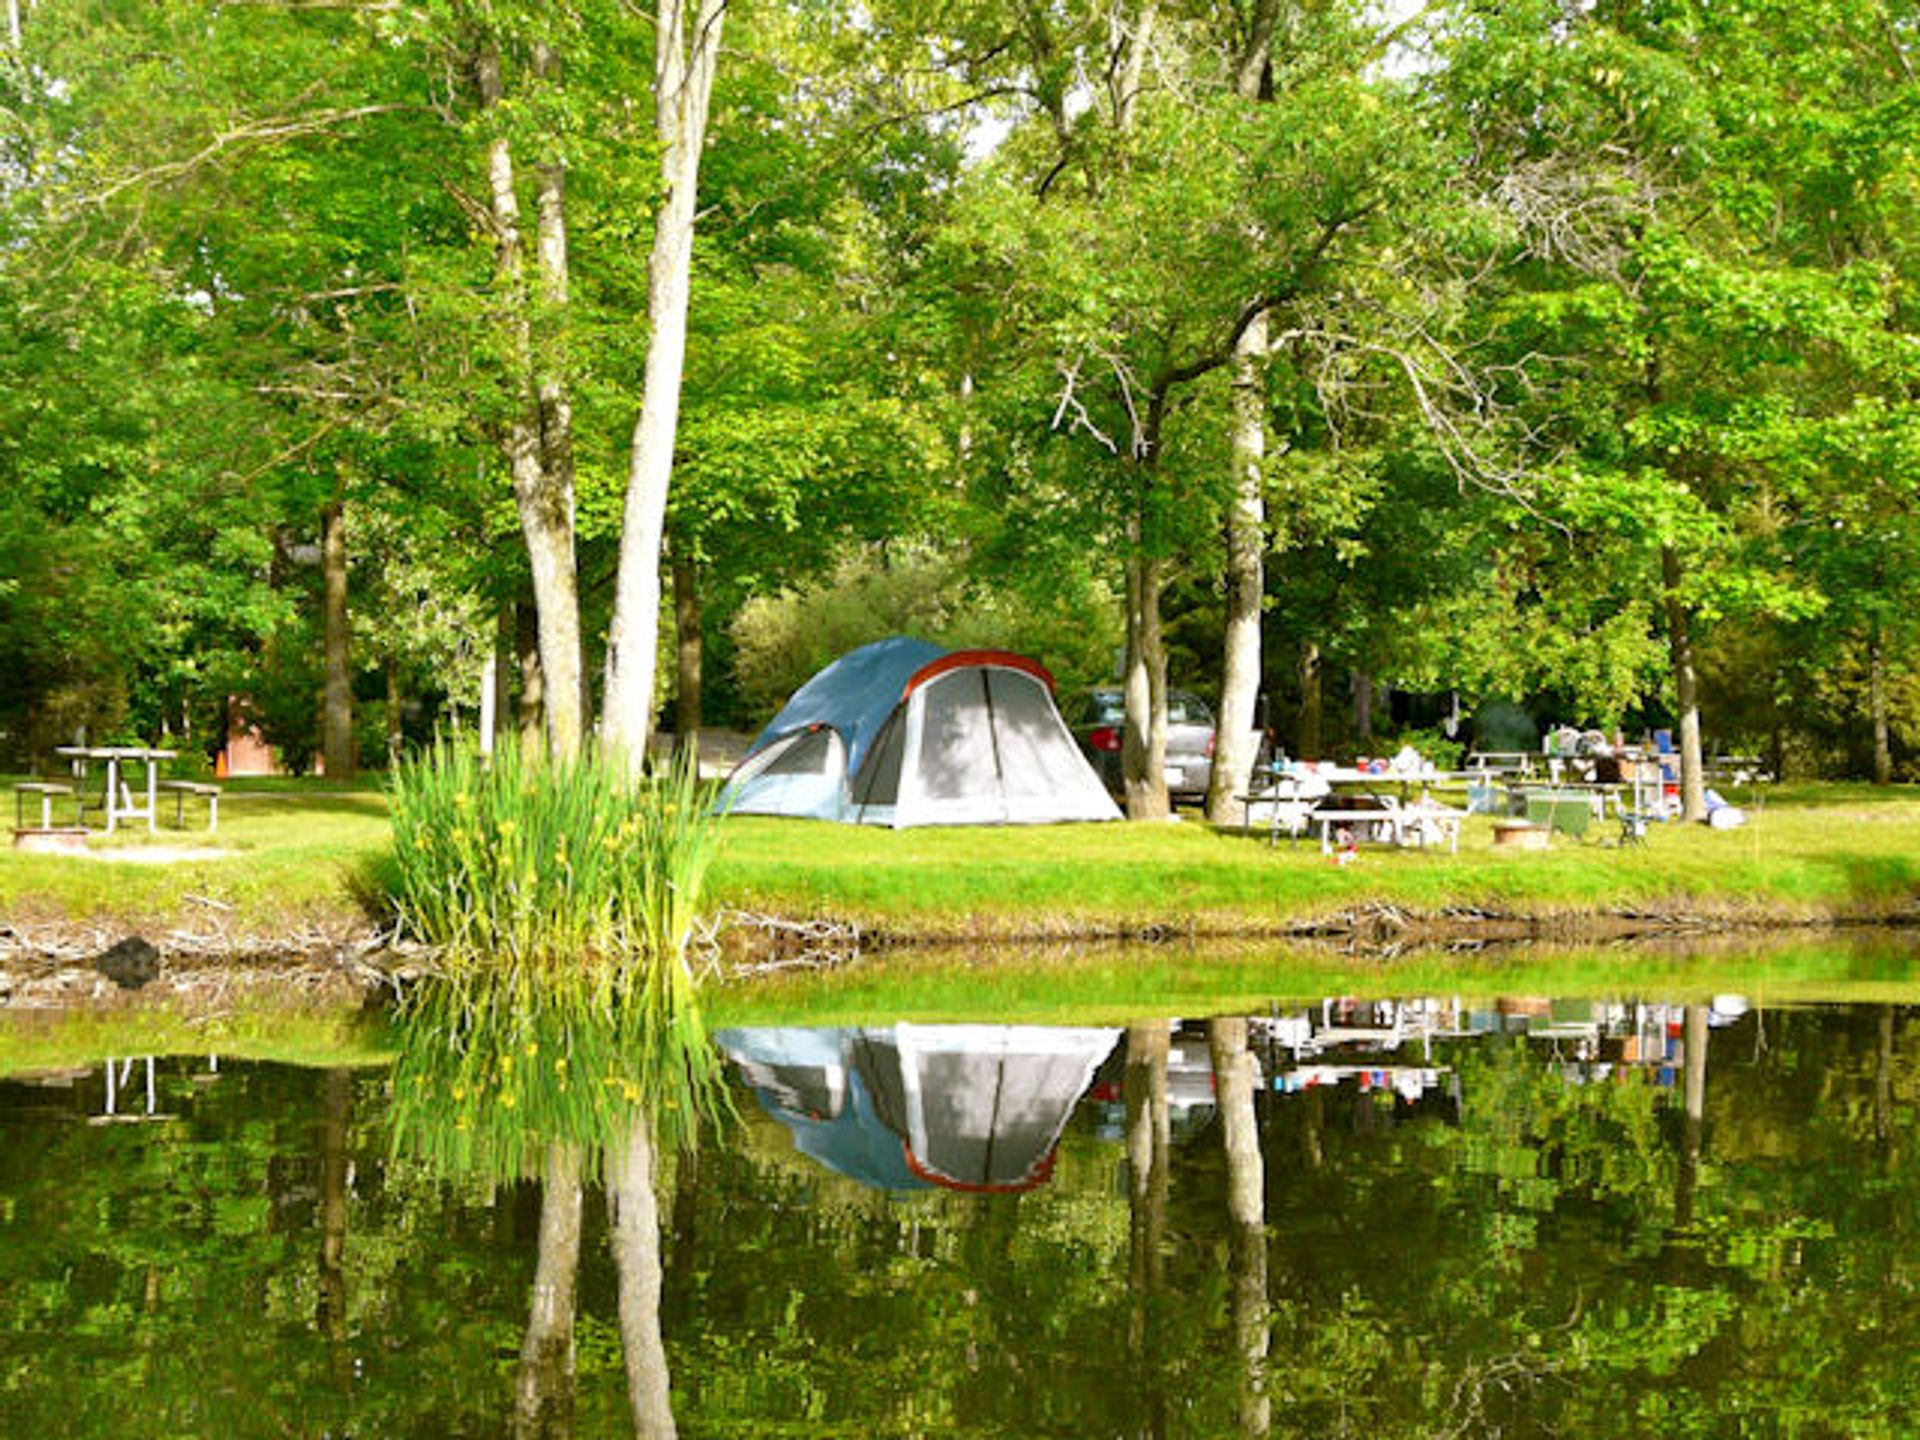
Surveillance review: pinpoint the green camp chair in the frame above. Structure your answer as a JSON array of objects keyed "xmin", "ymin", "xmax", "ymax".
[{"xmin": 1521, "ymin": 789, "xmax": 1592, "ymax": 840}]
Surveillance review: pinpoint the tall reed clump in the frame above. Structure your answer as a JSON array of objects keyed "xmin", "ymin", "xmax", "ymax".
[
  {"xmin": 388, "ymin": 738, "xmax": 723, "ymax": 988},
  {"xmin": 385, "ymin": 740, "xmax": 730, "ymax": 1177}
]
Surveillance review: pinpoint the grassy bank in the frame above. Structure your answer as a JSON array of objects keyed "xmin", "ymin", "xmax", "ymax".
[
  {"xmin": 1, "ymin": 778, "xmax": 1917, "ymax": 941},
  {"xmin": 709, "ymin": 782, "xmax": 1920, "ymax": 936}
]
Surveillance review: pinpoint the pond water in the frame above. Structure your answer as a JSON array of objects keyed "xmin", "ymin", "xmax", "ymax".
[{"xmin": 3, "ymin": 981, "xmax": 1917, "ymax": 1436}]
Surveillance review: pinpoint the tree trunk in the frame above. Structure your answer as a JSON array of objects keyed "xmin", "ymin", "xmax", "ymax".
[
  {"xmin": 602, "ymin": 0, "xmax": 727, "ymax": 775},
  {"xmin": 321, "ymin": 499, "xmax": 354, "ymax": 780},
  {"xmin": 532, "ymin": 40, "xmax": 575, "ymax": 522},
  {"xmin": 1209, "ymin": 1018, "xmax": 1269, "ymax": 1439},
  {"xmin": 1659, "ymin": 545, "xmax": 1707, "ymax": 821},
  {"xmin": 1122, "ymin": 544, "xmax": 1170, "ymax": 820},
  {"xmin": 477, "ymin": 42, "xmax": 584, "ymax": 763},
  {"xmin": 1297, "ymin": 639, "xmax": 1322, "ymax": 759},
  {"xmin": 1869, "ymin": 622, "xmax": 1892, "ymax": 786},
  {"xmin": 608, "ymin": 1116, "xmax": 676, "ymax": 1439},
  {"xmin": 494, "ymin": 604, "xmax": 517, "ymax": 748},
  {"xmin": 384, "ymin": 655, "xmax": 403, "ymax": 766},
  {"xmin": 1107, "ymin": 0, "xmax": 1158, "ymax": 133},
  {"xmin": 516, "ymin": 597, "xmax": 545, "ymax": 748},
  {"xmin": 1352, "ymin": 669, "xmax": 1374, "ymax": 742},
  {"xmin": 1207, "ymin": 309, "xmax": 1268, "ymax": 826},
  {"xmin": 1204, "ymin": 2, "xmax": 1279, "ymax": 827},
  {"xmin": 515, "ymin": 1142, "xmax": 584, "ymax": 1440},
  {"xmin": 671, "ymin": 552, "xmax": 702, "ymax": 765}
]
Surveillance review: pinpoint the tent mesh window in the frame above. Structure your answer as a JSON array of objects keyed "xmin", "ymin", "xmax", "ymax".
[
  {"xmin": 851, "ymin": 708, "xmax": 907, "ymax": 809},
  {"xmin": 914, "ymin": 670, "xmax": 996, "ymax": 800},
  {"xmin": 756, "ymin": 726, "xmax": 837, "ymax": 777}
]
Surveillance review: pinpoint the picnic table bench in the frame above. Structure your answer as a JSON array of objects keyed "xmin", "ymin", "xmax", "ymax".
[
  {"xmin": 14, "ymin": 781, "xmax": 77, "ymax": 829},
  {"xmin": 156, "ymin": 780, "xmax": 222, "ymax": 831},
  {"xmin": 56, "ymin": 746, "xmax": 179, "ymax": 833},
  {"xmin": 1312, "ymin": 806, "xmax": 1405, "ymax": 855}
]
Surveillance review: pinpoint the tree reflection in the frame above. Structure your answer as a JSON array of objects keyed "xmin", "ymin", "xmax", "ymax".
[
  {"xmin": 318, "ymin": 1068, "xmax": 352, "ymax": 1393},
  {"xmin": 1123, "ymin": 1021, "xmax": 1170, "ymax": 1438},
  {"xmin": 1208, "ymin": 1017, "xmax": 1269, "ymax": 1440},
  {"xmin": 609, "ymin": 1116, "xmax": 675, "ymax": 1439},
  {"xmin": 513, "ymin": 1141, "xmax": 583, "ymax": 1440},
  {"xmin": 389, "ymin": 976, "xmax": 728, "ymax": 1439}
]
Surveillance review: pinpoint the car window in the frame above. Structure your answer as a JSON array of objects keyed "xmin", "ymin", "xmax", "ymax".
[
  {"xmin": 1079, "ymin": 692, "xmax": 1124, "ymax": 725},
  {"xmin": 1168, "ymin": 693, "xmax": 1213, "ymax": 726}
]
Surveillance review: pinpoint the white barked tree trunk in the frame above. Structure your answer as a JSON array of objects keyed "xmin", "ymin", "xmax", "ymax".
[{"xmin": 602, "ymin": 0, "xmax": 727, "ymax": 775}]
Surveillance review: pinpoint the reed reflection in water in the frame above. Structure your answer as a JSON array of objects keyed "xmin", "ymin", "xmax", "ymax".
[{"xmin": 390, "ymin": 973, "xmax": 730, "ymax": 1440}]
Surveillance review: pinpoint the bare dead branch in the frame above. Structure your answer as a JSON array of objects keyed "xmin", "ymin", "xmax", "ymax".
[
  {"xmin": 1050, "ymin": 358, "xmax": 1121, "ymax": 453},
  {"xmin": 1492, "ymin": 153, "xmax": 1659, "ymax": 276}
]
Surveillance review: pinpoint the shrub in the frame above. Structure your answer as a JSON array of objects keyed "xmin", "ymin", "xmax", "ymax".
[{"xmin": 1375, "ymin": 726, "xmax": 1467, "ymax": 771}]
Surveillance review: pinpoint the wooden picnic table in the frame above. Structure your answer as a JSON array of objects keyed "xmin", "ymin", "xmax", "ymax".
[{"xmin": 54, "ymin": 746, "xmax": 179, "ymax": 834}]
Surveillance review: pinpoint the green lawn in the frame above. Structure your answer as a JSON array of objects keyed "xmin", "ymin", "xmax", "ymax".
[
  {"xmin": 0, "ymin": 781, "xmax": 391, "ymax": 929},
  {"xmin": 708, "ymin": 782, "xmax": 1920, "ymax": 934},
  {"xmin": 1, "ymin": 776, "xmax": 1916, "ymax": 937}
]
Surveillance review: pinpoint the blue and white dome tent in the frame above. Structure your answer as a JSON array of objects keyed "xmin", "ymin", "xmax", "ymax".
[{"xmin": 719, "ymin": 637, "xmax": 1120, "ymax": 827}]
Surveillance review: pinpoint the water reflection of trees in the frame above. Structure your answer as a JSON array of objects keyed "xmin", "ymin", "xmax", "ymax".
[
  {"xmin": 699, "ymin": 1002, "xmax": 1920, "ymax": 1436},
  {"xmin": 6, "ymin": 999, "xmax": 1920, "ymax": 1432},
  {"xmin": 389, "ymin": 977, "xmax": 728, "ymax": 1440}
]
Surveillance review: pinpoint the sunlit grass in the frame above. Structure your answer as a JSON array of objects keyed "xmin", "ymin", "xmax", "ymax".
[
  {"xmin": 2, "ymin": 773, "xmax": 1916, "ymax": 938},
  {"xmin": 0, "ymin": 785, "xmax": 390, "ymax": 926},
  {"xmin": 708, "ymin": 785, "xmax": 1920, "ymax": 933}
]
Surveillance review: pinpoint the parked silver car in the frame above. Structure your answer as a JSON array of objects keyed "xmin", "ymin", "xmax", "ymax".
[{"xmin": 1071, "ymin": 687, "xmax": 1216, "ymax": 798}]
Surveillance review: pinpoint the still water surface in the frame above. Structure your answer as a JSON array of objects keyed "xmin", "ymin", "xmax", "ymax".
[{"xmin": 3, "ymin": 988, "xmax": 1916, "ymax": 1436}]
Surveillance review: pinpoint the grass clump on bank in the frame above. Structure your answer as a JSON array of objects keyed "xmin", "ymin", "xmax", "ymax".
[
  {"xmin": 387, "ymin": 740, "xmax": 721, "ymax": 986},
  {"xmin": 384, "ymin": 741, "xmax": 730, "ymax": 1177}
]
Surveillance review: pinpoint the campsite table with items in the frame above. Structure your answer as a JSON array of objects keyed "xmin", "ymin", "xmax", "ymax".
[
  {"xmin": 1238, "ymin": 765, "xmax": 1469, "ymax": 853},
  {"xmin": 54, "ymin": 746, "xmax": 179, "ymax": 833}
]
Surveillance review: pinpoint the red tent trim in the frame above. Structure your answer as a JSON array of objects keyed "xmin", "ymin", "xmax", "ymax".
[{"xmin": 901, "ymin": 649, "xmax": 1056, "ymax": 698}]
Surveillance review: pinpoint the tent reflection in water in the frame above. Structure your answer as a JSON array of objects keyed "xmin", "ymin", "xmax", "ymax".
[
  {"xmin": 720, "ymin": 636, "xmax": 1121, "ymax": 826},
  {"xmin": 717, "ymin": 1025, "xmax": 1121, "ymax": 1193}
]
